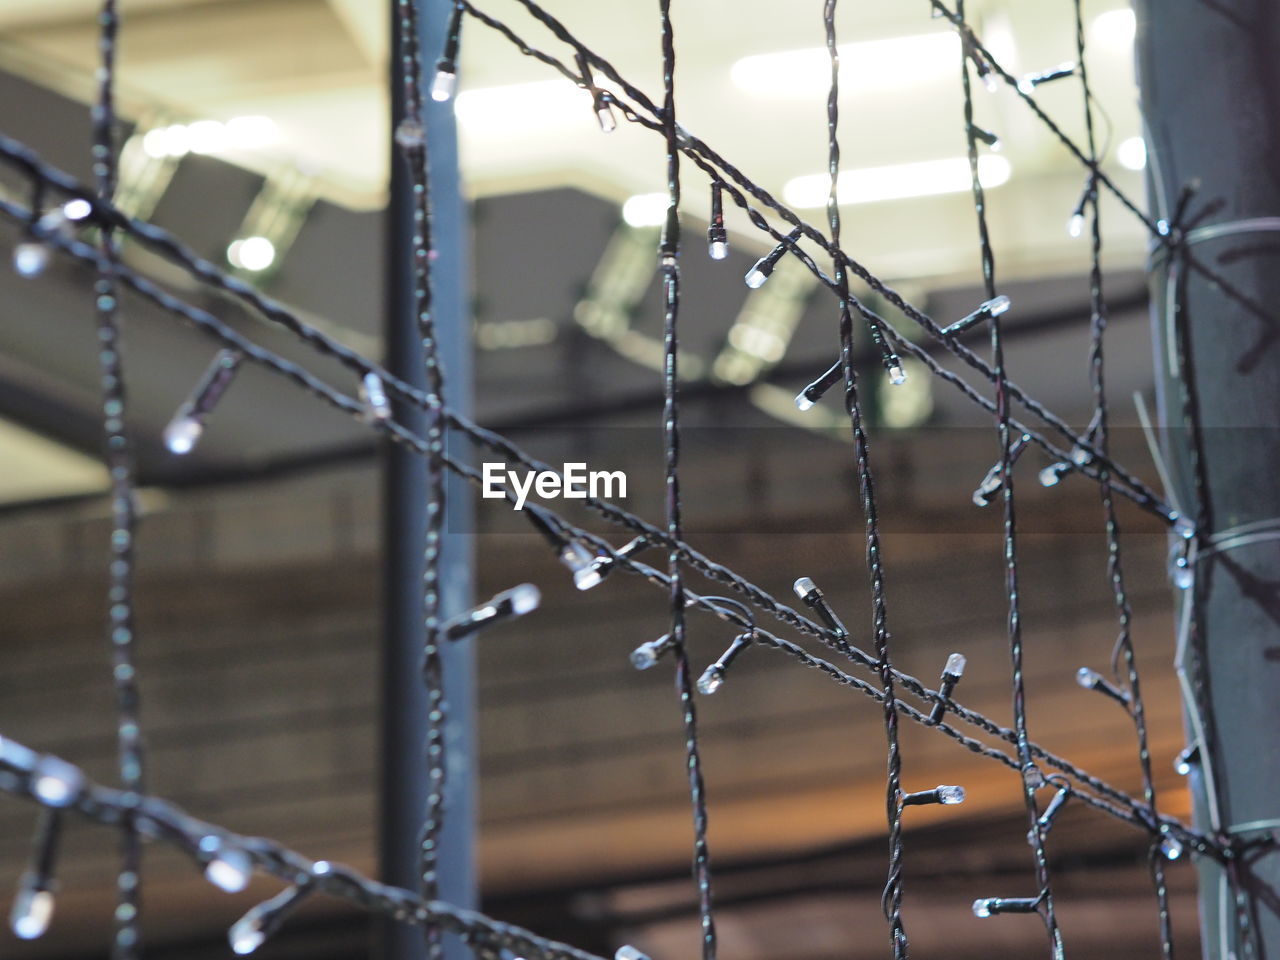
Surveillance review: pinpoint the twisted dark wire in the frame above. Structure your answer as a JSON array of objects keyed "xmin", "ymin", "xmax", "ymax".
[
  {"xmin": 90, "ymin": 4, "xmax": 146, "ymax": 957},
  {"xmin": 1070, "ymin": 2, "xmax": 1173, "ymax": 954},
  {"xmin": 955, "ymin": 1, "xmax": 1062, "ymax": 952},
  {"xmin": 820, "ymin": 4, "xmax": 907, "ymax": 954},
  {"xmin": 656, "ymin": 5, "xmax": 717, "ymax": 957}
]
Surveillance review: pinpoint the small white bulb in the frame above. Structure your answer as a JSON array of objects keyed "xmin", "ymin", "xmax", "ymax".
[
  {"xmin": 1172, "ymin": 514, "xmax": 1195, "ymax": 539},
  {"xmin": 630, "ymin": 641, "xmax": 661, "ymax": 671},
  {"xmin": 14, "ymin": 243, "xmax": 49, "ymax": 278},
  {"xmin": 230, "ymin": 915, "xmax": 266, "ymax": 955},
  {"xmin": 1159, "ymin": 831, "xmax": 1184, "ymax": 861},
  {"xmin": 697, "ymin": 665, "xmax": 724, "ymax": 696},
  {"xmin": 972, "ymin": 898, "xmax": 994, "ymax": 918},
  {"xmin": 205, "ymin": 849, "xmax": 253, "ymax": 893},
  {"xmin": 359, "ymin": 373, "xmax": 391, "ymax": 421},
  {"xmin": 982, "ymin": 73, "xmax": 999, "ymax": 93},
  {"xmin": 64, "ymin": 199, "xmax": 93, "ymax": 221},
  {"xmin": 431, "ymin": 71, "xmax": 457, "ymax": 103},
  {"xmin": 11, "ymin": 888, "xmax": 54, "ymax": 940},
  {"xmin": 986, "ymin": 295, "xmax": 1012, "ymax": 317},
  {"xmin": 573, "ymin": 565, "xmax": 604, "ymax": 591},
  {"xmin": 394, "ymin": 119, "xmax": 425, "ymax": 150},
  {"xmin": 794, "ymin": 392, "xmax": 815, "ymax": 412},
  {"xmin": 31, "ymin": 769, "xmax": 77, "ymax": 807},
  {"xmin": 164, "ymin": 415, "xmax": 203, "ymax": 455},
  {"xmin": 1068, "ymin": 213, "xmax": 1085, "ymax": 238},
  {"xmin": 1038, "ymin": 464, "xmax": 1064, "ymax": 488},
  {"xmin": 1173, "ymin": 560, "xmax": 1193, "ymax": 590},
  {"xmin": 945, "ymin": 653, "xmax": 967, "ymax": 677},
  {"xmin": 937, "ymin": 785, "xmax": 965, "ymax": 805},
  {"xmin": 509, "ymin": 583, "xmax": 541, "ymax": 616},
  {"xmin": 1076, "ymin": 667, "xmax": 1101, "ymax": 689},
  {"xmin": 708, "ymin": 240, "xmax": 728, "ymax": 260},
  {"xmin": 887, "ymin": 364, "xmax": 906, "ymax": 386},
  {"xmin": 595, "ymin": 104, "xmax": 616, "ymax": 133},
  {"xmin": 1017, "ymin": 78, "xmax": 1035, "ymax": 96},
  {"xmin": 616, "ymin": 946, "xmax": 650, "ymax": 960},
  {"xmin": 793, "ymin": 577, "xmax": 817, "ymax": 599},
  {"xmin": 744, "ymin": 267, "xmax": 768, "ymax": 289}
]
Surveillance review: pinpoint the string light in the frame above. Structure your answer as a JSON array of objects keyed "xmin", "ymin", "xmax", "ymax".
[
  {"xmin": 29, "ymin": 756, "xmax": 83, "ymax": 808},
  {"xmin": 578, "ymin": 536, "xmax": 651, "ymax": 590},
  {"xmin": 969, "ymin": 124, "xmax": 1001, "ymax": 150},
  {"xmin": 431, "ymin": 2, "xmax": 465, "ymax": 102},
  {"xmin": 1170, "ymin": 541, "xmax": 1193, "ymax": 590},
  {"xmin": 744, "ymin": 227, "xmax": 803, "ymax": 289},
  {"xmin": 523, "ymin": 504, "xmax": 606, "ymax": 589},
  {"xmin": 941, "ymin": 294, "xmax": 1011, "ymax": 336},
  {"xmin": 199, "ymin": 836, "xmax": 253, "ymax": 893},
  {"xmin": 707, "ymin": 182, "xmax": 728, "ymax": 260},
  {"xmin": 972, "ymin": 896, "xmax": 1042, "ymax": 918},
  {"xmin": 795, "ymin": 359, "xmax": 842, "ymax": 411},
  {"xmin": 359, "ymin": 373, "xmax": 392, "ymax": 422},
  {"xmin": 1075, "ymin": 667, "xmax": 1130, "ymax": 707},
  {"xmin": 9, "ymin": 809, "xmax": 60, "ymax": 940},
  {"xmin": 1158, "ymin": 825, "xmax": 1184, "ymax": 861},
  {"xmin": 630, "ymin": 633, "xmax": 676, "ymax": 670},
  {"xmin": 163, "ymin": 349, "xmax": 244, "ymax": 455},
  {"xmin": 13, "ymin": 199, "xmax": 93, "ymax": 278},
  {"xmin": 1174, "ymin": 744, "xmax": 1200, "ymax": 776},
  {"xmin": 792, "ymin": 577, "xmax": 849, "ymax": 640},
  {"xmin": 1027, "ymin": 783, "xmax": 1071, "ymax": 845},
  {"xmin": 902, "ymin": 785, "xmax": 966, "ymax": 806},
  {"xmin": 972, "ymin": 434, "xmax": 1030, "ymax": 507},
  {"xmin": 229, "ymin": 884, "xmax": 311, "ymax": 955},
  {"xmin": 697, "ymin": 632, "xmax": 752, "ymax": 695},
  {"xmin": 615, "ymin": 947, "xmax": 650, "ymax": 960},
  {"xmin": 441, "ymin": 584, "xmax": 540, "ymax": 641},
  {"xmin": 927, "ymin": 653, "xmax": 967, "ymax": 725},
  {"xmin": 1067, "ymin": 176, "xmax": 1094, "ymax": 238},
  {"xmin": 1038, "ymin": 460, "xmax": 1074, "ymax": 488},
  {"xmin": 1016, "ymin": 62, "xmax": 1077, "ymax": 95}
]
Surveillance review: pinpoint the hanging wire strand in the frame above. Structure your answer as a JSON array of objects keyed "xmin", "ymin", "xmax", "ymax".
[
  {"xmin": 1069, "ymin": 2, "xmax": 1174, "ymax": 954},
  {"xmin": 954, "ymin": 1, "xmax": 1062, "ymax": 953},
  {"xmin": 90, "ymin": 3, "xmax": 146, "ymax": 958}
]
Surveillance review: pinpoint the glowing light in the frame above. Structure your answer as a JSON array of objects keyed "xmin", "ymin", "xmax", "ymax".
[
  {"xmin": 1091, "ymin": 8, "xmax": 1136, "ymax": 51},
  {"xmin": 731, "ymin": 32, "xmax": 961, "ymax": 98},
  {"xmin": 622, "ymin": 193, "xmax": 670, "ymax": 228},
  {"xmin": 454, "ymin": 79, "xmax": 595, "ymax": 137},
  {"xmin": 227, "ymin": 236, "xmax": 276, "ymax": 272},
  {"xmin": 783, "ymin": 155, "xmax": 1011, "ymax": 208},
  {"xmin": 1117, "ymin": 136, "xmax": 1147, "ymax": 171}
]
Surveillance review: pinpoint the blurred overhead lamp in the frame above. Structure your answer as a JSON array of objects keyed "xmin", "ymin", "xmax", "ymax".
[{"xmin": 782, "ymin": 154, "xmax": 1010, "ymax": 208}]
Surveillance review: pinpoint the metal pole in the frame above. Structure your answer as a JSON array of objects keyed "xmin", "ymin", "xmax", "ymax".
[
  {"xmin": 379, "ymin": 1, "xmax": 475, "ymax": 959},
  {"xmin": 1136, "ymin": 3, "xmax": 1280, "ymax": 956}
]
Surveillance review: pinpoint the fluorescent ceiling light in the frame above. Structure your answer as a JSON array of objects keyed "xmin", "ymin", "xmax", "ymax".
[
  {"xmin": 455, "ymin": 79, "xmax": 594, "ymax": 136},
  {"xmin": 141, "ymin": 116, "xmax": 279, "ymax": 158},
  {"xmin": 622, "ymin": 192, "xmax": 669, "ymax": 227},
  {"xmin": 1091, "ymin": 8, "xmax": 1136, "ymax": 50},
  {"xmin": 731, "ymin": 32, "xmax": 960, "ymax": 98},
  {"xmin": 783, "ymin": 155, "xmax": 1011, "ymax": 208},
  {"xmin": 1116, "ymin": 136, "xmax": 1146, "ymax": 170}
]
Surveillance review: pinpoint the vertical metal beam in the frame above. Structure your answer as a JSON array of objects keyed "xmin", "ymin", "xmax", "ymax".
[
  {"xmin": 1136, "ymin": 2, "xmax": 1280, "ymax": 956},
  {"xmin": 379, "ymin": 1, "xmax": 475, "ymax": 959}
]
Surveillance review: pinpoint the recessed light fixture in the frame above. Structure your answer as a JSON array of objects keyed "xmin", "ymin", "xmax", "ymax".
[
  {"xmin": 731, "ymin": 32, "xmax": 960, "ymax": 99},
  {"xmin": 782, "ymin": 155, "xmax": 1011, "ymax": 208}
]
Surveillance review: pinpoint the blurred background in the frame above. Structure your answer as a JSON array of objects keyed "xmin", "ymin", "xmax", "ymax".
[{"xmin": 0, "ymin": 1, "xmax": 1198, "ymax": 958}]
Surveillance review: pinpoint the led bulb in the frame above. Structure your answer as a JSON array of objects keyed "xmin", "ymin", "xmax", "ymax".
[
  {"xmin": 509, "ymin": 583, "xmax": 541, "ymax": 615},
  {"xmin": 887, "ymin": 364, "xmax": 906, "ymax": 386},
  {"xmin": 987, "ymin": 295, "xmax": 1011, "ymax": 316},
  {"xmin": 1174, "ymin": 744, "xmax": 1199, "ymax": 776},
  {"xmin": 10, "ymin": 888, "xmax": 53, "ymax": 940},
  {"xmin": 982, "ymin": 73, "xmax": 999, "ymax": 93},
  {"xmin": 205, "ymin": 848, "xmax": 253, "ymax": 893},
  {"xmin": 1039, "ymin": 462, "xmax": 1071, "ymax": 488},
  {"xmin": 697, "ymin": 665, "xmax": 724, "ymax": 696},
  {"xmin": 1172, "ymin": 560, "xmax": 1193, "ymax": 590},
  {"xmin": 1075, "ymin": 667, "xmax": 1101, "ymax": 690},
  {"xmin": 794, "ymin": 392, "xmax": 815, "ymax": 412},
  {"xmin": 937, "ymin": 785, "xmax": 965, "ymax": 805},
  {"xmin": 744, "ymin": 267, "xmax": 768, "ymax": 289},
  {"xmin": 972, "ymin": 899, "xmax": 994, "ymax": 918},
  {"xmin": 164, "ymin": 415, "xmax": 203, "ymax": 455},
  {"xmin": 230, "ymin": 916, "xmax": 266, "ymax": 956},
  {"xmin": 359, "ymin": 373, "xmax": 392, "ymax": 422},
  {"xmin": 431, "ymin": 70, "xmax": 457, "ymax": 103},
  {"xmin": 1172, "ymin": 514, "xmax": 1195, "ymax": 539},
  {"xmin": 31, "ymin": 759, "xmax": 82, "ymax": 807},
  {"xmin": 616, "ymin": 946, "xmax": 650, "ymax": 960},
  {"xmin": 64, "ymin": 199, "xmax": 92, "ymax": 221},
  {"xmin": 793, "ymin": 577, "xmax": 817, "ymax": 599},
  {"xmin": 13, "ymin": 243, "xmax": 49, "ymax": 278},
  {"xmin": 709, "ymin": 240, "xmax": 728, "ymax": 260},
  {"xmin": 595, "ymin": 103, "xmax": 617, "ymax": 133},
  {"xmin": 1159, "ymin": 829, "xmax": 1184, "ymax": 861},
  {"xmin": 1068, "ymin": 213, "xmax": 1085, "ymax": 238},
  {"xmin": 944, "ymin": 653, "xmax": 967, "ymax": 677},
  {"xmin": 630, "ymin": 634, "xmax": 673, "ymax": 671}
]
